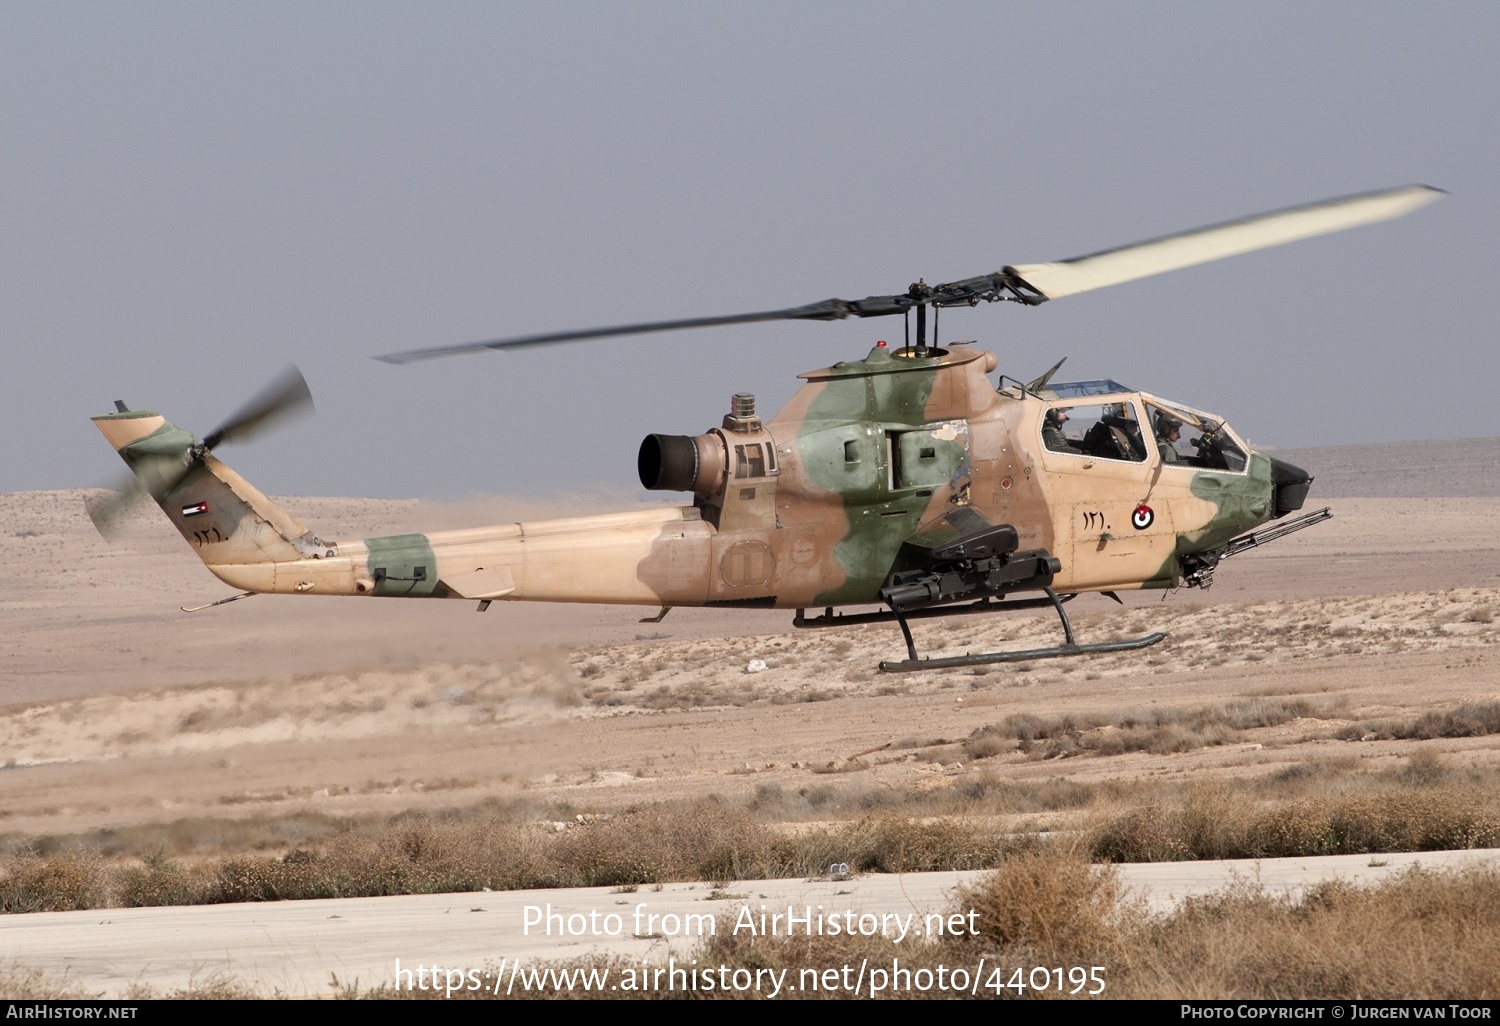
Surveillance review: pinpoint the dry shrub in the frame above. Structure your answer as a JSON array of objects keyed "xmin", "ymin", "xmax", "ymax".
[
  {"xmin": 1340, "ymin": 700, "xmax": 1500, "ymax": 741},
  {"xmin": 963, "ymin": 733, "xmax": 1013, "ymax": 760},
  {"xmin": 970, "ymin": 699, "xmax": 1326, "ymax": 762},
  {"xmin": 389, "ymin": 857, "xmax": 1500, "ymax": 1000},
  {"xmin": 1264, "ymin": 757, "xmax": 1357, "ymax": 793},
  {"xmin": 0, "ymin": 968, "xmax": 95, "ymax": 999},
  {"xmin": 212, "ymin": 854, "xmax": 305, "ymax": 903},
  {"xmin": 209, "ymin": 814, "xmax": 551, "ymax": 902},
  {"xmin": 321, "ymin": 814, "xmax": 549, "ymax": 895},
  {"xmin": 833, "ymin": 817, "xmax": 999, "ymax": 874},
  {"xmin": 1393, "ymin": 747, "xmax": 1448, "ymax": 787},
  {"xmin": 747, "ymin": 783, "xmax": 787, "ymax": 815},
  {"xmin": 1092, "ymin": 783, "xmax": 1500, "ymax": 862},
  {"xmin": 1314, "ymin": 790, "xmax": 1499, "ymax": 853},
  {"xmin": 0, "ymin": 848, "xmax": 107, "ymax": 912},
  {"xmin": 11, "ymin": 766, "xmax": 1500, "ymax": 916},
  {"xmin": 1090, "ymin": 784, "xmax": 1245, "ymax": 861},
  {"xmin": 118, "ymin": 849, "xmax": 202, "ymax": 907},
  {"xmin": 123, "ymin": 976, "xmax": 263, "ymax": 1000},
  {"xmin": 955, "ymin": 848, "xmax": 1133, "ymax": 963},
  {"xmin": 955, "ymin": 774, "xmax": 1101, "ymax": 813},
  {"xmin": 734, "ymin": 861, "xmax": 1500, "ymax": 1000},
  {"xmin": 1129, "ymin": 866, "xmax": 1500, "ymax": 999},
  {"xmin": 206, "ymin": 798, "xmax": 784, "ymax": 899},
  {"xmin": 551, "ymin": 798, "xmax": 767, "ymax": 886}
]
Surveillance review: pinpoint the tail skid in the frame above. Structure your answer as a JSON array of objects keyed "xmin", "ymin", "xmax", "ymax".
[{"xmin": 181, "ymin": 591, "xmax": 256, "ymax": 612}]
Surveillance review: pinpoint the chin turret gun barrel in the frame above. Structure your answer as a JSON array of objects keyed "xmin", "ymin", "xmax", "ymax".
[{"xmin": 1181, "ymin": 507, "xmax": 1333, "ymax": 589}]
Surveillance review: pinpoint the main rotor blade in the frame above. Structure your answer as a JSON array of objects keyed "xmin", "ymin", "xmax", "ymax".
[
  {"xmin": 378, "ymin": 184, "xmax": 1442, "ymax": 364},
  {"xmin": 1002, "ymin": 184, "xmax": 1444, "ymax": 302},
  {"xmin": 375, "ymin": 296, "xmax": 913, "ymax": 365},
  {"xmin": 201, "ymin": 365, "xmax": 313, "ymax": 450}
]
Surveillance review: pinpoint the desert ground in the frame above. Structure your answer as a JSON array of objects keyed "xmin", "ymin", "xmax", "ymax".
[
  {"xmin": 0, "ymin": 437, "xmax": 1497, "ymax": 997},
  {"xmin": 0, "ymin": 438, "xmax": 1495, "ymax": 843},
  {"xmin": 11, "ymin": 848, "xmax": 1500, "ymax": 999}
]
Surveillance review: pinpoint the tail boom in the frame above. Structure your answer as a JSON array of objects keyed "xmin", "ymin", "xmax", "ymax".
[
  {"xmin": 94, "ymin": 408, "xmax": 717, "ymax": 608},
  {"xmin": 208, "ymin": 506, "xmax": 715, "ymax": 606}
]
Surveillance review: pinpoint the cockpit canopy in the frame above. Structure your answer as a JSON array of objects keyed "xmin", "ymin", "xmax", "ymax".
[
  {"xmin": 1040, "ymin": 382, "xmax": 1250, "ymax": 472},
  {"xmin": 1046, "ymin": 378, "xmax": 1138, "ymax": 399}
]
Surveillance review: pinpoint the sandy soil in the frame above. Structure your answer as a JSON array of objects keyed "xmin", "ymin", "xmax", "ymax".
[{"xmin": 1, "ymin": 438, "xmax": 1497, "ymax": 843}]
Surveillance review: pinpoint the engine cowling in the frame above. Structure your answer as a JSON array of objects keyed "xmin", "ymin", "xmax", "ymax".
[{"xmin": 637, "ymin": 432, "xmax": 727, "ymax": 497}]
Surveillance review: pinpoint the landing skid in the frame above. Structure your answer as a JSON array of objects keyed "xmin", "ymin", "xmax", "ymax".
[{"xmin": 878, "ymin": 587, "xmax": 1167, "ymax": 673}]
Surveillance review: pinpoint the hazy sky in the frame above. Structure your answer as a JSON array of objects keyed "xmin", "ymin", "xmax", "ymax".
[{"xmin": 3, "ymin": 2, "xmax": 1492, "ymax": 500}]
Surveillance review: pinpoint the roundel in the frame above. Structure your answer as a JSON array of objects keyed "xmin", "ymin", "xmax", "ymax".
[{"xmin": 1131, "ymin": 504, "xmax": 1154, "ymax": 530}]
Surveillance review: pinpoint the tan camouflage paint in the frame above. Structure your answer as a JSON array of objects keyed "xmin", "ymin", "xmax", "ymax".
[{"xmin": 93, "ymin": 346, "xmax": 1280, "ymax": 611}]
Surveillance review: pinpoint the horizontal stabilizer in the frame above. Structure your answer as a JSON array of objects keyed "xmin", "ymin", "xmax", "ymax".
[{"xmin": 440, "ymin": 566, "xmax": 516, "ymax": 600}]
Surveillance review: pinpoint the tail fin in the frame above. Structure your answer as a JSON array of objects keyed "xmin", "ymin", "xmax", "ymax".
[{"xmin": 92, "ymin": 407, "xmax": 330, "ymax": 568}]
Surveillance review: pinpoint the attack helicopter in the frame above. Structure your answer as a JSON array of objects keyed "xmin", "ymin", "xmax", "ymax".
[{"xmin": 90, "ymin": 185, "xmax": 1442, "ymax": 671}]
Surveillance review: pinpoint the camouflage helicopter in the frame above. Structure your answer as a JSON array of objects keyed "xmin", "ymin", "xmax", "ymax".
[{"xmin": 91, "ymin": 185, "xmax": 1442, "ymax": 671}]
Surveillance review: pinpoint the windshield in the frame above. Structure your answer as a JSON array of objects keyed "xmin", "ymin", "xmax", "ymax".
[{"xmin": 1140, "ymin": 395, "xmax": 1248, "ymax": 472}]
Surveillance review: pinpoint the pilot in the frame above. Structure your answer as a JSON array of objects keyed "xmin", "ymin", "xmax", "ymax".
[
  {"xmin": 1043, "ymin": 408, "xmax": 1080, "ymax": 453},
  {"xmin": 1155, "ymin": 412, "xmax": 1183, "ymax": 463}
]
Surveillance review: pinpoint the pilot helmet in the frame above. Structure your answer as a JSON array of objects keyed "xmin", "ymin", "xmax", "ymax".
[{"xmin": 1155, "ymin": 412, "xmax": 1182, "ymax": 438}]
